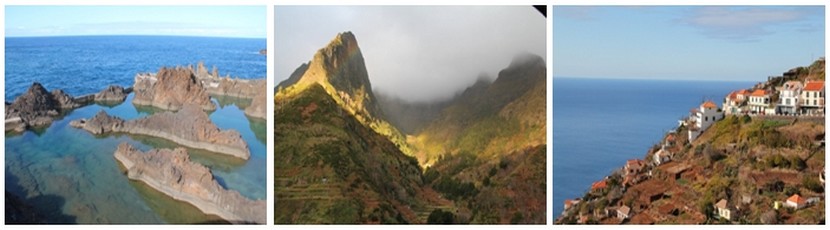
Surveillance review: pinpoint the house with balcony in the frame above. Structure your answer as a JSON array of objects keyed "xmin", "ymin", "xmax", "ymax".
[
  {"xmin": 748, "ymin": 89, "xmax": 771, "ymax": 114},
  {"xmin": 800, "ymin": 81, "xmax": 824, "ymax": 115},
  {"xmin": 776, "ymin": 81, "xmax": 802, "ymax": 115}
]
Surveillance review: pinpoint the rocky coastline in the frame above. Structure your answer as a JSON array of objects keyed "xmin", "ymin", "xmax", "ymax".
[
  {"xmin": 6, "ymin": 62, "xmax": 265, "ymax": 223},
  {"xmin": 4, "ymin": 82, "xmax": 133, "ymax": 132},
  {"xmin": 191, "ymin": 62, "xmax": 267, "ymax": 120},
  {"xmin": 70, "ymin": 104, "xmax": 250, "ymax": 160},
  {"xmin": 114, "ymin": 143, "xmax": 266, "ymax": 224}
]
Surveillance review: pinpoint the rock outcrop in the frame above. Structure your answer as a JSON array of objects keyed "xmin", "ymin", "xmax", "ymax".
[
  {"xmin": 94, "ymin": 85, "xmax": 129, "ymax": 102},
  {"xmin": 114, "ymin": 143, "xmax": 265, "ymax": 224},
  {"xmin": 70, "ymin": 104, "xmax": 250, "ymax": 160},
  {"xmin": 191, "ymin": 62, "xmax": 266, "ymax": 99},
  {"xmin": 5, "ymin": 82, "xmax": 83, "ymax": 132},
  {"xmin": 243, "ymin": 89, "xmax": 267, "ymax": 119},
  {"xmin": 186, "ymin": 62, "xmax": 266, "ymax": 119},
  {"xmin": 133, "ymin": 67, "xmax": 216, "ymax": 111}
]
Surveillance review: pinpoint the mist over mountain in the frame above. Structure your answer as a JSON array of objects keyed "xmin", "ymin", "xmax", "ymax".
[{"xmin": 276, "ymin": 32, "xmax": 546, "ymax": 224}]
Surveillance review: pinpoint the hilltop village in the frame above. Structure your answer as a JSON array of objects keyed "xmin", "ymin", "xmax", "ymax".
[{"xmin": 557, "ymin": 58, "xmax": 825, "ymax": 224}]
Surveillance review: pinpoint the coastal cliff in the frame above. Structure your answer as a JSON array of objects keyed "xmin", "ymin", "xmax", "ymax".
[
  {"xmin": 133, "ymin": 67, "xmax": 216, "ymax": 111},
  {"xmin": 114, "ymin": 143, "xmax": 265, "ymax": 224},
  {"xmin": 556, "ymin": 59, "xmax": 825, "ymax": 224},
  {"xmin": 70, "ymin": 104, "xmax": 250, "ymax": 160}
]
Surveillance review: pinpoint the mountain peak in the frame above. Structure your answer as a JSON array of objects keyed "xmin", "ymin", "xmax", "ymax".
[
  {"xmin": 299, "ymin": 32, "xmax": 382, "ymax": 119},
  {"xmin": 333, "ymin": 31, "xmax": 357, "ymax": 46},
  {"xmin": 508, "ymin": 52, "xmax": 545, "ymax": 69}
]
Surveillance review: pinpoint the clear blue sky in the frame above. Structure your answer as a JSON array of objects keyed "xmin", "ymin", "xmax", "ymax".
[
  {"xmin": 5, "ymin": 6, "xmax": 265, "ymax": 38},
  {"xmin": 553, "ymin": 6, "xmax": 825, "ymax": 81}
]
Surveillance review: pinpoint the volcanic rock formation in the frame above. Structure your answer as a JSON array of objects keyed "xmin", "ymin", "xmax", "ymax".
[
  {"xmin": 5, "ymin": 82, "xmax": 83, "ymax": 132},
  {"xmin": 114, "ymin": 143, "xmax": 265, "ymax": 224},
  {"xmin": 243, "ymin": 89, "xmax": 267, "ymax": 119},
  {"xmin": 132, "ymin": 67, "xmax": 216, "ymax": 111},
  {"xmin": 70, "ymin": 104, "xmax": 250, "ymax": 160},
  {"xmin": 94, "ymin": 85, "xmax": 130, "ymax": 102}
]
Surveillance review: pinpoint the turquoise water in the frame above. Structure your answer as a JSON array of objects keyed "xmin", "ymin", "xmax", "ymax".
[{"xmin": 5, "ymin": 93, "xmax": 266, "ymax": 224}]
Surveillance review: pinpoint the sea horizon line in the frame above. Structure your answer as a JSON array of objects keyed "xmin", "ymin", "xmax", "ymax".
[
  {"xmin": 5, "ymin": 34, "xmax": 266, "ymax": 40},
  {"xmin": 554, "ymin": 76, "xmax": 761, "ymax": 83}
]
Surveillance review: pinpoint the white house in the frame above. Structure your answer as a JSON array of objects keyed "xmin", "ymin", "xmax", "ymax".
[
  {"xmin": 785, "ymin": 194, "xmax": 806, "ymax": 209},
  {"xmin": 748, "ymin": 89, "xmax": 771, "ymax": 114},
  {"xmin": 724, "ymin": 89, "xmax": 750, "ymax": 115},
  {"xmin": 800, "ymin": 81, "xmax": 824, "ymax": 115},
  {"xmin": 776, "ymin": 81, "xmax": 802, "ymax": 115},
  {"xmin": 688, "ymin": 101, "xmax": 723, "ymax": 142},
  {"xmin": 653, "ymin": 147, "xmax": 672, "ymax": 166},
  {"xmin": 715, "ymin": 199, "xmax": 733, "ymax": 221}
]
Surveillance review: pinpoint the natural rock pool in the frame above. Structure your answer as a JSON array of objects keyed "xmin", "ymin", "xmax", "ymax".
[{"xmin": 5, "ymin": 93, "xmax": 266, "ymax": 223}]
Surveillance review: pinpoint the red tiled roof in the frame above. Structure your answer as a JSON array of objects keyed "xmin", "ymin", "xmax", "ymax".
[
  {"xmin": 787, "ymin": 194, "xmax": 806, "ymax": 204},
  {"xmin": 627, "ymin": 159, "xmax": 645, "ymax": 167},
  {"xmin": 751, "ymin": 89, "xmax": 767, "ymax": 97},
  {"xmin": 591, "ymin": 180, "xmax": 607, "ymax": 190},
  {"xmin": 737, "ymin": 89, "xmax": 750, "ymax": 95},
  {"xmin": 804, "ymin": 81, "xmax": 824, "ymax": 91},
  {"xmin": 728, "ymin": 91, "xmax": 739, "ymax": 100},
  {"xmin": 702, "ymin": 101, "xmax": 718, "ymax": 109}
]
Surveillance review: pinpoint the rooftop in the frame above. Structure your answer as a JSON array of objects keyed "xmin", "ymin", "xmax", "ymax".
[
  {"xmin": 701, "ymin": 101, "xmax": 718, "ymax": 109},
  {"xmin": 751, "ymin": 89, "xmax": 768, "ymax": 97},
  {"xmin": 716, "ymin": 199, "xmax": 728, "ymax": 209},
  {"xmin": 804, "ymin": 81, "xmax": 824, "ymax": 91},
  {"xmin": 787, "ymin": 194, "xmax": 806, "ymax": 204},
  {"xmin": 591, "ymin": 180, "xmax": 608, "ymax": 191}
]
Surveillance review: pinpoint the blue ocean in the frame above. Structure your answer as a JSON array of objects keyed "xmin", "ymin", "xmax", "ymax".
[
  {"xmin": 552, "ymin": 77, "xmax": 753, "ymax": 217},
  {"xmin": 5, "ymin": 35, "xmax": 266, "ymax": 102},
  {"xmin": 5, "ymin": 36, "xmax": 266, "ymax": 223}
]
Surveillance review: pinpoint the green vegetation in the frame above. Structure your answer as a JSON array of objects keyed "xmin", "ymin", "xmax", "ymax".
[
  {"xmin": 434, "ymin": 176, "xmax": 478, "ymax": 200},
  {"xmin": 275, "ymin": 84, "xmax": 425, "ymax": 224}
]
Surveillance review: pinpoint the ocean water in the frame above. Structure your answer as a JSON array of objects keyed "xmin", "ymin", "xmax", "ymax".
[
  {"xmin": 4, "ymin": 36, "xmax": 266, "ymax": 224},
  {"xmin": 5, "ymin": 35, "xmax": 266, "ymax": 102},
  {"xmin": 552, "ymin": 77, "xmax": 753, "ymax": 217}
]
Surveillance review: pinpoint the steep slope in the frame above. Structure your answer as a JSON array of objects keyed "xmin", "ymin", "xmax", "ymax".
[
  {"xmin": 412, "ymin": 53, "xmax": 547, "ymax": 167},
  {"xmin": 556, "ymin": 59, "xmax": 825, "ymax": 224},
  {"xmin": 411, "ymin": 53, "xmax": 548, "ymax": 224},
  {"xmin": 275, "ymin": 83, "xmax": 433, "ymax": 223},
  {"xmin": 277, "ymin": 32, "xmax": 412, "ymax": 156}
]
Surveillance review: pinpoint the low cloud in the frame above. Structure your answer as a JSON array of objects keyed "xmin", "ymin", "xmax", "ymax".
[
  {"xmin": 275, "ymin": 6, "xmax": 545, "ymax": 102},
  {"xmin": 679, "ymin": 7, "xmax": 821, "ymax": 42}
]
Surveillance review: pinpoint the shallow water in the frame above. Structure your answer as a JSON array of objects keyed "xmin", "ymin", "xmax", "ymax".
[{"xmin": 5, "ymin": 93, "xmax": 266, "ymax": 224}]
